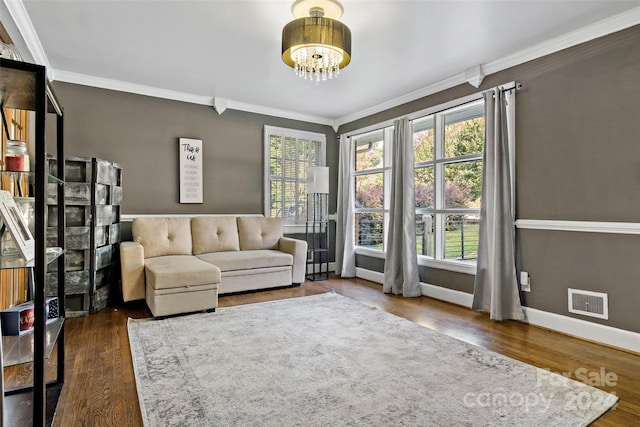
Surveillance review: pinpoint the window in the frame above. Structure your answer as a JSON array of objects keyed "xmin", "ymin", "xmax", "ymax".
[
  {"xmin": 347, "ymin": 97, "xmax": 485, "ymax": 271},
  {"xmin": 264, "ymin": 126, "xmax": 326, "ymax": 226},
  {"xmin": 414, "ymin": 100, "xmax": 484, "ymax": 264},
  {"xmin": 352, "ymin": 126, "xmax": 393, "ymax": 250}
]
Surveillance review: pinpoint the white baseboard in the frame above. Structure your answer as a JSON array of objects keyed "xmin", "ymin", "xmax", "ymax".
[
  {"xmin": 355, "ymin": 267, "xmax": 384, "ymax": 284},
  {"xmin": 420, "ymin": 283, "xmax": 474, "ymax": 308},
  {"xmin": 522, "ymin": 306, "xmax": 640, "ymax": 354},
  {"xmin": 355, "ymin": 267, "xmax": 640, "ymax": 354}
]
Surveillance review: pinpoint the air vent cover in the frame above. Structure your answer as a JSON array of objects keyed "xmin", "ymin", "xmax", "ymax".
[{"xmin": 568, "ymin": 288, "xmax": 608, "ymax": 320}]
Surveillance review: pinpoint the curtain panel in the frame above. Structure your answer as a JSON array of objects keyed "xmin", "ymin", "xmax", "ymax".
[
  {"xmin": 383, "ymin": 118, "xmax": 420, "ymax": 297},
  {"xmin": 472, "ymin": 88, "xmax": 524, "ymax": 321},
  {"xmin": 336, "ymin": 134, "xmax": 356, "ymax": 277}
]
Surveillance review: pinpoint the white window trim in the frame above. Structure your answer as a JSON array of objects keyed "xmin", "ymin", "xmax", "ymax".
[
  {"xmin": 263, "ymin": 125, "xmax": 326, "ymax": 228},
  {"xmin": 414, "ymin": 99, "xmax": 484, "ymax": 267},
  {"xmin": 352, "ymin": 126, "xmax": 393, "ymax": 251},
  {"xmin": 418, "ymin": 256, "xmax": 477, "ymax": 275},
  {"xmin": 346, "ymin": 91, "xmax": 495, "ymax": 274},
  {"xmin": 353, "ymin": 247, "xmax": 477, "ymax": 275}
]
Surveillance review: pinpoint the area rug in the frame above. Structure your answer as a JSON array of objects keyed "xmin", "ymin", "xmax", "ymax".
[{"xmin": 128, "ymin": 292, "xmax": 617, "ymax": 426}]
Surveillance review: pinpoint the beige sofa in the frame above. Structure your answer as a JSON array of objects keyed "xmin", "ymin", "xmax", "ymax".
[{"xmin": 120, "ymin": 216, "xmax": 307, "ymax": 317}]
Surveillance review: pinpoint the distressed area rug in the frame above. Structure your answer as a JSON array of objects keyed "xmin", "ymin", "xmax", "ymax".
[{"xmin": 128, "ymin": 292, "xmax": 617, "ymax": 426}]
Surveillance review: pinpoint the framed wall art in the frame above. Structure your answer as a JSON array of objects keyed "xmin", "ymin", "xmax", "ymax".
[{"xmin": 179, "ymin": 138, "xmax": 203, "ymax": 204}]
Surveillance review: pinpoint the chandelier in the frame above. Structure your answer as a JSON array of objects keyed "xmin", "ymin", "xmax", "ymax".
[{"xmin": 281, "ymin": 0, "xmax": 352, "ymax": 83}]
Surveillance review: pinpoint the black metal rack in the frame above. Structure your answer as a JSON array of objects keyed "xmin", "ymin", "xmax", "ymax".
[
  {"xmin": 305, "ymin": 193, "xmax": 329, "ymax": 281},
  {"xmin": 0, "ymin": 58, "xmax": 65, "ymax": 427}
]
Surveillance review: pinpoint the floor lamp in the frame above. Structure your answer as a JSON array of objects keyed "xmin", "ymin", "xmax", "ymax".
[{"xmin": 306, "ymin": 166, "xmax": 329, "ymax": 281}]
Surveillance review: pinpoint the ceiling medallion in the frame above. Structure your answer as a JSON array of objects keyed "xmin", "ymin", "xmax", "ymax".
[{"xmin": 281, "ymin": 0, "xmax": 352, "ymax": 84}]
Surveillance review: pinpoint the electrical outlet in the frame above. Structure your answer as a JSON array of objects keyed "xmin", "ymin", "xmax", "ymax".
[{"xmin": 520, "ymin": 271, "xmax": 531, "ymax": 292}]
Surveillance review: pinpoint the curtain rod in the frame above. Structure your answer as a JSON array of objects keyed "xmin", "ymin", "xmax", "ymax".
[
  {"xmin": 343, "ymin": 81, "xmax": 522, "ymax": 138},
  {"xmin": 500, "ymin": 82, "xmax": 523, "ymax": 93}
]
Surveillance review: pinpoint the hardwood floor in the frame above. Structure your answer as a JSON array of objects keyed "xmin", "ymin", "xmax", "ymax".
[{"xmin": 5, "ymin": 277, "xmax": 639, "ymax": 426}]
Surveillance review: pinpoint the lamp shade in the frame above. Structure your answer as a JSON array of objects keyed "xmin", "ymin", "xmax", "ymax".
[
  {"xmin": 281, "ymin": 0, "xmax": 351, "ymax": 83},
  {"xmin": 307, "ymin": 166, "xmax": 329, "ymax": 194},
  {"xmin": 281, "ymin": 17, "xmax": 351, "ymax": 69}
]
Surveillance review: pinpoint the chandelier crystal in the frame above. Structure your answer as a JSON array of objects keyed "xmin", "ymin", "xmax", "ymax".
[
  {"xmin": 292, "ymin": 43, "xmax": 342, "ymax": 81},
  {"xmin": 282, "ymin": 0, "xmax": 351, "ymax": 84}
]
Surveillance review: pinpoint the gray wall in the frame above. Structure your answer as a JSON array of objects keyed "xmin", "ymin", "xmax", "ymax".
[
  {"xmin": 342, "ymin": 25, "xmax": 640, "ymax": 333},
  {"xmin": 51, "ymin": 24, "xmax": 640, "ymax": 332},
  {"xmin": 52, "ymin": 82, "xmax": 339, "ymax": 216}
]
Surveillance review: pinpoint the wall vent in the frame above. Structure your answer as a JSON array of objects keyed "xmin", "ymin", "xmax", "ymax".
[{"xmin": 568, "ymin": 288, "xmax": 608, "ymax": 320}]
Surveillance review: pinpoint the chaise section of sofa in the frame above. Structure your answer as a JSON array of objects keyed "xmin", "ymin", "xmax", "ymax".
[
  {"xmin": 144, "ymin": 254, "xmax": 220, "ymax": 317},
  {"xmin": 122, "ymin": 217, "xmax": 220, "ymax": 317},
  {"xmin": 120, "ymin": 215, "xmax": 307, "ymax": 316}
]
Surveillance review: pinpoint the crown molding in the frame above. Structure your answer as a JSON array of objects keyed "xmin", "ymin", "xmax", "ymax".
[
  {"xmin": 482, "ymin": 5, "xmax": 640, "ymax": 77},
  {"xmin": 464, "ymin": 65, "xmax": 485, "ymax": 88},
  {"xmin": 54, "ymin": 70, "xmax": 335, "ymax": 127},
  {"xmin": 215, "ymin": 98, "xmax": 335, "ymax": 127},
  {"xmin": 54, "ymin": 70, "xmax": 214, "ymax": 106},
  {"xmin": 52, "ymin": 69, "xmax": 337, "ymax": 128},
  {"xmin": 213, "ymin": 97, "xmax": 228, "ymax": 114},
  {"xmin": 333, "ymin": 6, "xmax": 640, "ymax": 130},
  {"xmin": 333, "ymin": 73, "xmax": 467, "ymax": 130},
  {"xmin": 3, "ymin": 0, "xmax": 51, "ymax": 76}
]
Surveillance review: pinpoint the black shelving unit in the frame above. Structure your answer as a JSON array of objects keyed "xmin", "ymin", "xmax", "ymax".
[
  {"xmin": 0, "ymin": 58, "xmax": 65, "ymax": 427},
  {"xmin": 305, "ymin": 193, "xmax": 329, "ymax": 281}
]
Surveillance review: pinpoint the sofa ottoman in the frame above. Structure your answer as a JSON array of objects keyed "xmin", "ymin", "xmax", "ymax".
[{"xmin": 144, "ymin": 255, "xmax": 220, "ymax": 317}]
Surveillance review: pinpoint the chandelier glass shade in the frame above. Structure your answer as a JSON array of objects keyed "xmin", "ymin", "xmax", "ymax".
[{"xmin": 281, "ymin": 2, "xmax": 351, "ymax": 83}]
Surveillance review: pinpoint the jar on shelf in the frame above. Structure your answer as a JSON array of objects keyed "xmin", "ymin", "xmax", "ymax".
[{"xmin": 5, "ymin": 139, "xmax": 29, "ymax": 172}]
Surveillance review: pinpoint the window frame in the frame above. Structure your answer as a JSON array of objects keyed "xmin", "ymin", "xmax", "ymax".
[
  {"xmin": 351, "ymin": 126, "xmax": 393, "ymax": 252},
  {"xmin": 263, "ymin": 125, "xmax": 326, "ymax": 230},
  {"xmin": 345, "ymin": 92, "xmax": 485, "ymax": 275},
  {"xmin": 413, "ymin": 100, "xmax": 484, "ymax": 273}
]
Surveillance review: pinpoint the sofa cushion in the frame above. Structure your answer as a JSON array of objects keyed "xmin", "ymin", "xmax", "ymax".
[
  {"xmin": 196, "ymin": 250, "xmax": 293, "ymax": 272},
  {"xmin": 192, "ymin": 216, "xmax": 240, "ymax": 255},
  {"xmin": 145, "ymin": 255, "xmax": 221, "ymax": 290},
  {"xmin": 132, "ymin": 217, "xmax": 192, "ymax": 258},
  {"xmin": 237, "ymin": 217, "xmax": 282, "ymax": 250}
]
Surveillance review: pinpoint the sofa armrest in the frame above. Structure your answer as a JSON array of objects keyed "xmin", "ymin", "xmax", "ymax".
[
  {"xmin": 121, "ymin": 241, "xmax": 146, "ymax": 302},
  {"xmin": 279, "ymin": 237, "xmax": 307, "ymax": 284}
]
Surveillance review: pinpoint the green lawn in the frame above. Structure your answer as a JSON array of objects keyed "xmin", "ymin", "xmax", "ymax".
[
  {"xmin": 358, "ymin": 222, "xmax": 479, "ymax": 262},
  {"xmin": 417, "ymin": 224, "xmax": 479, "ymax": 261}
]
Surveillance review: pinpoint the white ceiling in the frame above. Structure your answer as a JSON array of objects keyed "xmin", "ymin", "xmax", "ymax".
[{"xmin": 5, "ymin": 1, "xmax": 640, "ymax": 126}]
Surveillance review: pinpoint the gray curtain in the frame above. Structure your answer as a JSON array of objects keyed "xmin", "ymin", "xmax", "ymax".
[
  {"xmin": 472, "ymin": 88, "xmax": 524, "ymax": 321},
  {"xmin": 384, "ymin": 118, "xmax": 420, "ymax": 297},
  {"xmin": 336, "ymin": 134, "xmax": 356, "ymax": 277}
]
